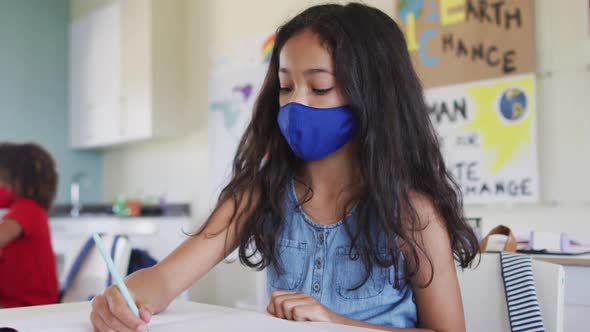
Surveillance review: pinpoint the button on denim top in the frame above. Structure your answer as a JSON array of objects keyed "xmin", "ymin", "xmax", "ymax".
[{"xmin": 266, "ymin": 178, "xmax": 418, "ymax": 328}]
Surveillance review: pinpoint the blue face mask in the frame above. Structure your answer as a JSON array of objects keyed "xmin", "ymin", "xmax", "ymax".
[{"xmin": 277, "ymin": 102, "xmax": 358, "ymax": 161}]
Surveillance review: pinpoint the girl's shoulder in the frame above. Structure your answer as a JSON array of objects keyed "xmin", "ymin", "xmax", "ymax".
[
  {"xmin": 397, "ymin": 191, "xmax": 448, "ymax": 251},
  {"xmin": 402, "ymin": 191, "xmax": 440, "ymax": 227}
]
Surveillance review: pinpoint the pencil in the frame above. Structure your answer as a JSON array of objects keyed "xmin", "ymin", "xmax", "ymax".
[{"xmin": 92, "ymin": 233, "xmax": 140, "ymax": 317}]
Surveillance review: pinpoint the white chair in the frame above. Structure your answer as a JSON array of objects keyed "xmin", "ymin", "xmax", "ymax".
[
  {"xmin": 60, "ymin": 234, "xmax": 132, "ymax": 302},
  {"xmin": 457, "ymin": 253, "xmax": 565, "ymax": 332}
]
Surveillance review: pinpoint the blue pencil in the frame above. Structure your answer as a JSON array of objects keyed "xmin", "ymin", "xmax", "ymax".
[{"xmin": 92, "ymin": 233, "xmax": 140, "ymax": 317}]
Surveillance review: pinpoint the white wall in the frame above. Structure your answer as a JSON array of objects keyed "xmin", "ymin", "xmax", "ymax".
[
  {"xmin": 469, "ymin": 0, "xmax": 590, "ymax": 237},
  {"xmin": 99, "ymin": 0, "xmax": 590, "ymax": 306}
]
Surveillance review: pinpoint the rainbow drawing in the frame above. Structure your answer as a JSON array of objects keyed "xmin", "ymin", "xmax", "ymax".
[{"xmin": 262, "ymin": 33, "xmax": 275, "ymax": 64}]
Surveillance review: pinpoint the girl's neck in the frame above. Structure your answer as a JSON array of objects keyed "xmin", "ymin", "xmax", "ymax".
[
  {"xmin": 297, "ymin": 140, "xmax": 361, "ymax": 200},
  {"xmin": 293, "ymin": 141, "xmax": 360, "ymax": 224}
]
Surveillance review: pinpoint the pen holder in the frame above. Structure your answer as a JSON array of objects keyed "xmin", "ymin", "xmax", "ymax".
[{"xmin": 529, "ymin": 231, "xmax": 569, "ymax": 253}]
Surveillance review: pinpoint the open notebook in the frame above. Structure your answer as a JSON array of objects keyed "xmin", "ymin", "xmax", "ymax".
[{"xmin": 2, "ymin": 301, "xmax": 372, "ymax": 332}]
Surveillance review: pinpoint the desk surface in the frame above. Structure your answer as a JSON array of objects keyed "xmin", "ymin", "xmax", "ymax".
[
  {"xmin": 0, "ymin": 300, "xmax": 374, "ymax": 332},
  {"xmin": 530, "ymin": 253, "xmax": 590, "ymax": 267}
]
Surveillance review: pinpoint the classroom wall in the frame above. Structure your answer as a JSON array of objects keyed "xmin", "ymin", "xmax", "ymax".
[
  {"xmin": 467, "ymin": 0, "xmax": 590, "ymax": 236},
  {"xmin": 93, "ymin": 0, "xmax": 590, "ymax": 306},
  {"xmin": 0, "ymin": 0, "xmax": 103, "ymax": 204}
]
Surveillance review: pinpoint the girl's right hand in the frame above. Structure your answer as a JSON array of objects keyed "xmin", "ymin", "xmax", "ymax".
[{"xmin": 90, "ymin": 284, "xmax": 153, "ymax": 332}]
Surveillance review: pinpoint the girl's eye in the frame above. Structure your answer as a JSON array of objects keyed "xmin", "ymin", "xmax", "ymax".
[
  {"xmin": 313, "ymin": 87, "xmax": 333, "ymax": 95},
  {"xmin": 279, "ymin": 87, "xmax": 293, "ymax": 93}
]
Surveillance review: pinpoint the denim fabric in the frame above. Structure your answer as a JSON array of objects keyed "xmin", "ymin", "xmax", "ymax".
[{"xmin": 267, "ymin": 178, "xmax": 417, "ymax": 328}]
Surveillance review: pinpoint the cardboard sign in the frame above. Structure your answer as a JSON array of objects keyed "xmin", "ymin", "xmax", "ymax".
[{"xmin": 396, "ymin": 0, "xmax": 535, "ymax": 88}]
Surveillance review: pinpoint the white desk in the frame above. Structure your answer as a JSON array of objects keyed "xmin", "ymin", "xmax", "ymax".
[
  {"xmin": 531, "ymin": 253, "xmax": 590, "ymax": 267},
  {"xmin": 532, "ymin": 254, "xmax": 590, "ymax": 332},
  {"xmin": 0, "ymin": 300, "xmax": 374, "ymax": 332}
]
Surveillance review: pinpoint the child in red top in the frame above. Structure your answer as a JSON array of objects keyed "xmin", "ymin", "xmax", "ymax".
[{"xmin": 0, "ymin": 143, "xmax": 59, "ymax": 308}]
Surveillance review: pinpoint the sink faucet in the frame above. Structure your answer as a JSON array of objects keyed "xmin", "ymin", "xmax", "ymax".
[{"xmin": 70, "ymin": 172, "xmax": 86, "ymax": 217}]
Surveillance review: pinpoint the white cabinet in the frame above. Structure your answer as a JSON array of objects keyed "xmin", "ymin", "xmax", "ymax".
[
  {"xmin": 50, "ymin": 216, "xmax": 192, "ymax": 266},
  {"xmin": 563, "ymin": 266, "xmax": 590, "ymax": 332},
  {"xmin": 69, "ymin": 0, "xmax": 187, "ymax": 149},
  {"xmin": 50, "ymin": 216, "xmax": 192, "ymax": 299},
  {"xmin": 532, "ymin": 255, "xmax": 590, "ymax": 332},
  {"xmin": 69, "ymin": 3, "xmax": 122, "ymax": 147}
]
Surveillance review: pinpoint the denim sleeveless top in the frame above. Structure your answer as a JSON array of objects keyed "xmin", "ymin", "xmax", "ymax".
[{"xmin": 266, "ymin": 178, "xmax": 418, "ymax": 328}]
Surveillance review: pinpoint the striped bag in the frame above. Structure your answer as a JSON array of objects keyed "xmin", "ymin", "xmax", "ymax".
[
  {"xmin": 500, "ymin": 252, "xmax": 546, "ymax": 332},
  {"xmin": 480, "ymin": 225, "xmax": 546, "ymax": 332}
]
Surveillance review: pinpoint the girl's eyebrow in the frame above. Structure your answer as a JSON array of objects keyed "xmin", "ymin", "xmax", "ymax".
[{"xmin": 279, "ymin": 67, "xmax": 333, "ymax": 75}]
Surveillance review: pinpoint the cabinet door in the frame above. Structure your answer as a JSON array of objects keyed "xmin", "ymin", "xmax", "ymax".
[
  {"xmin": 69, "ymin": 2, "xmax": 122, "ymax": 148},
  {"xmin": 120, "ymin": 0, "xmax": 152, "ymax": 142},
  {"xmin": 69, "ymin": 9, "xmax": 93, "ymax": 148}
]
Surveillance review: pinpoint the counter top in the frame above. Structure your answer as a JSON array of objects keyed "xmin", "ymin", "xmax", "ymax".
[
  {"xmin": 530, "ymin": 253, "xmax": 590, "ymax": 267},
  {"xmin": 49, "ymin": 203, "xmax": 191, "ymax": 218}
]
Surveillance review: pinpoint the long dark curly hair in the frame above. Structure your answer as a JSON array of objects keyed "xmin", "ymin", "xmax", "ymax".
[
  {"xmin": 199, "ymin": 3, "xmax": 478, "ymax": 287},
  {"xmin": 0, "ymin": 142, "xmax": 58, "ymax": 210}
]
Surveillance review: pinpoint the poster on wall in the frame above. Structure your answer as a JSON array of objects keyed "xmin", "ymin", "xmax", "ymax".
[
  {"xmin": 426, "ymin": 74, "xmax": 538, "ymax": 203},
  {"xmin": 208, "ymin": 34, "xmax": 275, "ymax": 199},
  {"xmin": 396, "ymin": 0, "xmax": 538, "ymax": 203},
  {"xmin": 396, "ymin": 0, "xmax": 534, "ymax": 88}
]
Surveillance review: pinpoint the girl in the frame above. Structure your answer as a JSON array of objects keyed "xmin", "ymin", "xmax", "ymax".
[
  {"xmin": 0, "ymin": 142, "xmax": 59, "ymax": 308},
  {"xmin": 90, "ymin": 3, "xmax": 478, "ymax": 331}
]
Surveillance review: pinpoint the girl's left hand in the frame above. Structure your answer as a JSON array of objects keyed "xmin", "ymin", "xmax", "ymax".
[{"xmin": 267, "ymin": 290, "xmax": 339, "ymax": 322}]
